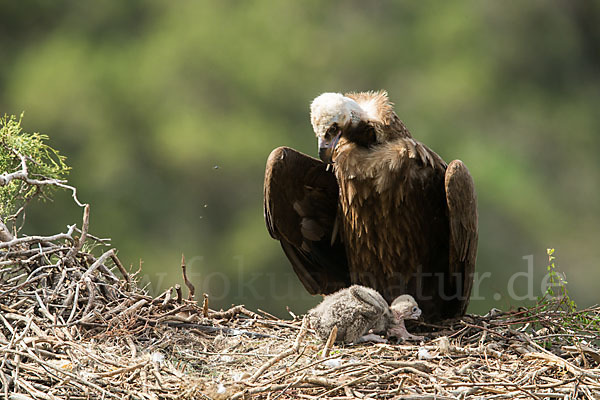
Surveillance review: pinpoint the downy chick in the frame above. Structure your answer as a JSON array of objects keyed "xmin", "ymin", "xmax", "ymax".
[{"xmin": 308, "ymin": 285, "xmax": 422, "ymax": 343}]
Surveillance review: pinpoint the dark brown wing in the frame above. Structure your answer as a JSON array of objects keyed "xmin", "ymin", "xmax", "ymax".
[
  {"xmin": 264, "ymin": 146, "xmax": 350, "ymax": 294},
  {"xmin": 445, "ymin": 160, "xmax": 478, "ymax": 315}
]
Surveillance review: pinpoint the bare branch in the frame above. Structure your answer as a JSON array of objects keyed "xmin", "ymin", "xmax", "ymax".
[
  {"xmin": 0, "ymin": 217, "xmax": 13, "ymax": 242},
  {"xmin": 65, "ymin": 204, "xmax": 90, "ymax": 263},
  {"xmin": 0, "ymin": 224, "xmax": 76, "ymax": 249},
  {"xmin": 80, "ymin": 249, "xmax": 116, "ymax": 282},
  {"xmin": 181, "ymin": 253, "xmax": 195, "ymax": 300},
  {"xmin": 0, "ymin": 154, "xmax": 85, "ymax": 207}
]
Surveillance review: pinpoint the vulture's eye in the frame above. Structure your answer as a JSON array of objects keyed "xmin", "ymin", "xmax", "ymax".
[
  {"xmin": 412, "ymin": 306, "xmax": 418, "ymax": 312},
  {"xmin": 326, "ymin": 123, "xmax": 338, "ymax": 137}
]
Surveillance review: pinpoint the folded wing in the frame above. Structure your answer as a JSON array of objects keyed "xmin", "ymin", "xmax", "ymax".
[{"xmin": 445, "ymin": 160, "xmax": 478, "ymax": 315}]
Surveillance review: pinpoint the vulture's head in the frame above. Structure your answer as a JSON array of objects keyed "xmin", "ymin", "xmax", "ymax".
[{"xmin": 310, "ymin": 92, "xmax": 377, "ymax": 164}]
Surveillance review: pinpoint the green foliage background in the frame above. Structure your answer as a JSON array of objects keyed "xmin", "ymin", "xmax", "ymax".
[{"xmin": 0, "ymin": 1, "xmax": 598, "ymax": 315}]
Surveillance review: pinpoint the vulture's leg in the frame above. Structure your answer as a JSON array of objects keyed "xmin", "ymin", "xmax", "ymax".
[
  {"xmin": 388, "ymin": 319, "xmax": 424, "ymax": 341},
  {"xmin": 355, "ymin": 333, "xmax": 387, "ymax": 344}
]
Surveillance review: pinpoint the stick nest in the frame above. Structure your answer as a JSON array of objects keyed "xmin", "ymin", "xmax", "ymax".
[{"xmin": 1, "ymin": 211, "xmax": 600, "ymax": 399}]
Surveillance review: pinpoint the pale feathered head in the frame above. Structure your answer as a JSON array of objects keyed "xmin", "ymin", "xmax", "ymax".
[
  {"xmin": 310, "ymin": 91, "xmax": 397, "ymax": 163},
  {"xmin": 310, "ymin": 93, "xmax": 366, "ymax": 139},
  {"xmin": 390, "ymin": 294, "xmax": 421, "ymax": 320},
  {"xmin": 310, "ymin": 93, "xmax": 370, "ymax": 163}
]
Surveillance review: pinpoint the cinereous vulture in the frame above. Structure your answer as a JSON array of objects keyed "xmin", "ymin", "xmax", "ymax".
[{"xmin": 264, "ymin": 91, "xmax": 478, "ymax": 321}]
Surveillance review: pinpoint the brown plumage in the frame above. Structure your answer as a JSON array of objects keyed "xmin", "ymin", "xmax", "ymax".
[{"xmin": 264, "ymin": 91, "xmax": 478, "ymax": 321}]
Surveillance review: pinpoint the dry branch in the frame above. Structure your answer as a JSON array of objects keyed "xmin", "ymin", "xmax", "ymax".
[
  {"xmin": 0, "ymin": 153, "xmax": 85, "ymax": 207},
  {"xmin": 0, "ymin": 225, "xmax": 76, "ymax": 249},
  {"xmin": 180, "ymin": 253, "xmax": 195, "ymax": 300},
  {"xmin": 320, "ymin": 325, "xmax": 337, "ymax": 359},
  {"xmin": 202, "ymin": 293, "xmax": 209, "ymax": 317},
  {"xmin": 0, "ymin": 218, "xmax": 13, "ymax": 242}
]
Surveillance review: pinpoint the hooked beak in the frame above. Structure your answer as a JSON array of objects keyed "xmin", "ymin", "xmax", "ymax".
[{"xmin": 318, "ymin": 131, "xmax": 342, "ymax": 164}]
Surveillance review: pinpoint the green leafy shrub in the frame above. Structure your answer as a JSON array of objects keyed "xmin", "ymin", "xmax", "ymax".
[{"xmin": 0, "ymin": 114, "xmax": 70, "ymax": 220}]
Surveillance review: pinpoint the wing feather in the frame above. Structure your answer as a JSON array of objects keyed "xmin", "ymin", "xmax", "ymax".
[
  {"xmin": 264, "ymin": 146, "xmax": 350, "ymax": 294},
  {"xmin": 445, "ymin": 160, "xmax": 478, "ymax": 314}
]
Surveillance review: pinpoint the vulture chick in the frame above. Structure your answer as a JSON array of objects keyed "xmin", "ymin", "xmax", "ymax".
[
  {"xmin": 308, "ymin": 285, "xmax": 422, "ymax": 343},
  {"xmin": 387, "ymin": 294, "xmax": 424, "ymax": 341},
  {"xmin": 264, "ymin": 91, "xmax": 478, "ymax": 321}
]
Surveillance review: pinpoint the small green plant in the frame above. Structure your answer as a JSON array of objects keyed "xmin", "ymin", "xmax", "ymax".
[
  {"xmin": 0, "ymin": 114, "xmax": 70, "ymax": 222},
  {"xmin": 539, "ymin": 248, "xmax": 576, "ymax": 313},
  {"xmin": 533, "ymin": 248, "xmax": 600, "ymax": 348}
]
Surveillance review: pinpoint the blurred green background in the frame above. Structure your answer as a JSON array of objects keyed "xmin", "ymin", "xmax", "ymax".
[{"xmin": 1, "ymin": 1, "xmax": 598, "ymax": 316}]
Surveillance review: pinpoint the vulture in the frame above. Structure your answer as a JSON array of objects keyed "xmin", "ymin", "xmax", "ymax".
[{"xmin": 264, "ymin": 91, "xmax": 477, "ymax": 321}]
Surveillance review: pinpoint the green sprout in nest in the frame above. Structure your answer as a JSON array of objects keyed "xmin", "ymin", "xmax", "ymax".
[
  {"xmin": 539, "ymin": 248, "xmax": 576, "ymax": 312},
  {"xmin": 530, "ymin": 249, "xmax": 600, "ymax": 349}
]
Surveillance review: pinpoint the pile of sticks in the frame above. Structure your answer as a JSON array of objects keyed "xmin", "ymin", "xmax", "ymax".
[
  {"xmin": 0, "ymin": 197, "xmax": 292, "ymax": 398},
  {"xmin": 1, "ymin": 158, "xmax": 599, "ymax": 399},
  {"xmin": 1, "ymin": 199, "xmax": 599, "ymax": 400}
]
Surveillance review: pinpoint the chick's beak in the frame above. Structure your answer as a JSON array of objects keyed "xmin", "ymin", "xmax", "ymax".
[
  {"xmin": 318, "ymin": 131, "xmax": 342, "ymax": 164},
  {"xmin": 412, "ymin": 308, "xmax": 422, "ymax": 319}
]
